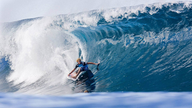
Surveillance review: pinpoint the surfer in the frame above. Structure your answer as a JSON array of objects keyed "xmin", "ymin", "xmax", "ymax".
[{"xmin": 68, "ymin": 58, "xmax": 100, "ymax": 79}]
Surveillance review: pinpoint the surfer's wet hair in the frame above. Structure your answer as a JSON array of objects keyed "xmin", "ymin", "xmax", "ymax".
[{"xmin": 76, "ymin": 58, "xmax": 81, "ymax": 62}]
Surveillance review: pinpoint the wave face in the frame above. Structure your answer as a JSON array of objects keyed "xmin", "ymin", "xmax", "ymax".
[{"xmin": 1, "ymin": 2, "xmax": 192, "ymax": 95}]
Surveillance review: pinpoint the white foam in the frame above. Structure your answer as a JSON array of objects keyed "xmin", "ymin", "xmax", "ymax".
[{"xmin": 0, "ymin": 18, "xmax": 87, "ymax": 94}]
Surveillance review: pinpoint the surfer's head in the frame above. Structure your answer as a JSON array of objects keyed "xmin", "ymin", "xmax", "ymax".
[{"xmin": 76, "ymin": 58, "xmax": 81, "ymax": 64}]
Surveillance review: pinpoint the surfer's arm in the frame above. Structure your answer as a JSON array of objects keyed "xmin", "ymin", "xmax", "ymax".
[
  {"xmin": 68, "ymin": 68, "xmax": 76, "ymax": 76},
  {"xmin": 87, "ymin": 62, "xmax": 100, "ymax": 65}
]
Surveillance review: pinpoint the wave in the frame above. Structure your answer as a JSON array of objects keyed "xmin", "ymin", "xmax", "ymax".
[{"xmin": 0, "ymin": 2, "xmax": 192, "ymax": 95}]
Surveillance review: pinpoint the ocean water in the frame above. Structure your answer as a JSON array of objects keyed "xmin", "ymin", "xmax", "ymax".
[{"xmin": 0, "ymin": 2, "xmax": 192, "ymax": 107}]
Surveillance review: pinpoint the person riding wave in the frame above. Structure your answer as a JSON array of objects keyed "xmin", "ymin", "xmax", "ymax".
[{"xmin": 68, "ymin": 58, "xmax": 100, "ymax": 79}]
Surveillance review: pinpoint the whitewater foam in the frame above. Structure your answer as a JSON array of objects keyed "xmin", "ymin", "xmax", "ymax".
[{"xmin": 0, "ymin": 18, "xmax": 89, "ymax": 94}]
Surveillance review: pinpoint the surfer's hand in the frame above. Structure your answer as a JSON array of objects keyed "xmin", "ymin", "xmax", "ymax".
[{"xmin": 96, "ymin": 63, "xmax": 100, "ymax": 65}]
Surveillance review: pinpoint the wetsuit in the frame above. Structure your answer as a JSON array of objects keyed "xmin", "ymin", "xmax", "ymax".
[
  {"xmin": 74, "ymin": 62, "xmax": 95, "ymax": 92},
  {"xmin": 75, "ymin": 62, "xmax": 89, "ymax": 71}
]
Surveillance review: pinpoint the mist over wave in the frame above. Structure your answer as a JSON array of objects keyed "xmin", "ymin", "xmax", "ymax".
[{"xmin": 0, "ymin": 2, "xmax": 192, "ymax": 95}]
